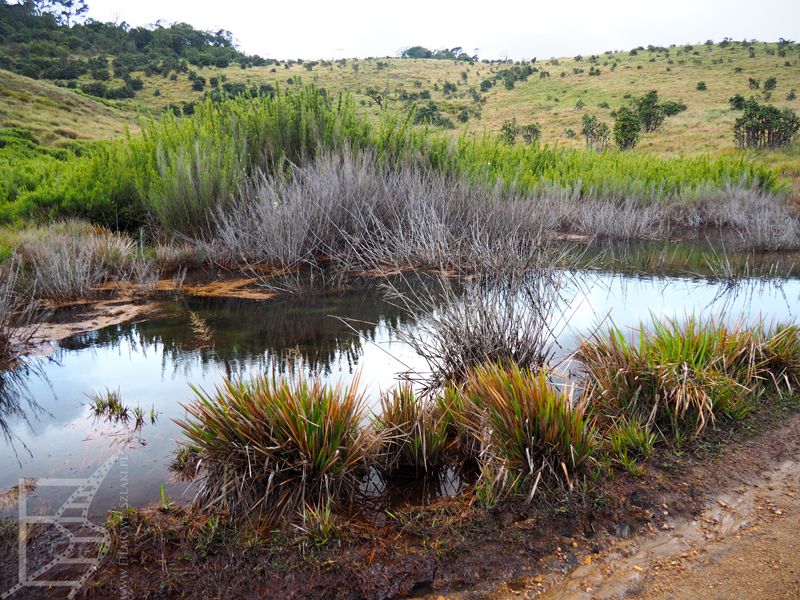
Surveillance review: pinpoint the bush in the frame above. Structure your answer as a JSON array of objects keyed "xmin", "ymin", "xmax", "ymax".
[
  {"xmin": 729, "ymin": 94, "xmax": 746, "ymax": 110},
  {"xmin": 788, "ymin": 90, "xmax": 797, "ymax": 101},
  {"xmin": 613, "ymin": 106, "xmax": 641, "ymax": 150},
  {"xmin": 696, "ymin": 81, "xmax": 707, "ymax": 91},
  {"xmin": 660, "ymin": 100, "xmax": 687, "ymax": 116}
]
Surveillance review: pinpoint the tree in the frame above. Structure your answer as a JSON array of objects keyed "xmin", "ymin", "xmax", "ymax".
[
  {"xmin": 633, "ymin": 90, "xmax": 665, "ymax": 132},
  {"xmin": 365, "ymin": 87, "xmax": 383, "ymax": 109},
  {"xmin": 520, "ymin": 123, "xmax": 541, "ymax": 144},
  {"xmin": 733, "ymin": 99, "xmax": 799, "ymax": 149},
  {"xmin": 581, "ymin": 114, "xmax": 610, "ymax": 151},
  {"xmin": 613, "ymin": 107, "xmax": 641, "ymax": 150},
  {"xmin": 54, "ymin": 0, "xmax": 88, "ymax": 26}
]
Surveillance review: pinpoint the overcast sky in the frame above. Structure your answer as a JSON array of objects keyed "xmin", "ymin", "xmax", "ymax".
[{"xmin": 86, "ymin": 0, "xmax": 800, "ymax": 60}]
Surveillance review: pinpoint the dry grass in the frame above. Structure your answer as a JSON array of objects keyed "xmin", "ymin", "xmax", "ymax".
[
  {"xmin": 12, "ymin": 220, "xmax": 155, "ymax": 300},
  {"xmin": 0, "ymin": 70, "xmax": 138, "ymax": 145}
]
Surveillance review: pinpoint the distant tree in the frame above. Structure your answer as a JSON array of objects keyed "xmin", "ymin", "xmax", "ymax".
[
  {"xmin": 733, "ymin": 99, "xmax": 799, "ymax": 148},
  {"xmin": 633, "ymin": 90, "xmax": 665, "ymax": 132},
  {"xmin": 500, "ymin": 118, "xmax": 519, "ymax": 144},
  {"xmin": 748, "ymin": 77, "xmax": 760, "ymax": 90},
  {"xmin": 788, "ymin": 90, "xmax": 797, "ymax": 101},
  {"xmin": 55, "ymin": 0, "xmax": 89, "ymax": 26},
  {"xmin": 764, "ymin": 77, "xmax": 778, "ymax": 92},
  {"xmin": 365, "ymin": 87, "xmax": 383, "ymax": 109},
  {"xmin": 696, "ymin": 81, "xmax": 707, "ymax": 91},
  {"xmin": 581, "ymin": 113, "xmax": 610, "ymax": 151},
  {"xmin": 613, "ymin": 106, "xmax": 641, "ymax": 150},
  {"xmin": 520, "ymin": 123, "xmax": 541, "ymax": 144}
]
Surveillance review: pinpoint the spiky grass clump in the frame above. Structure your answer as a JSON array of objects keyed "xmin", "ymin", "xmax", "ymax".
[
  {"xmin": 176, "ymin": 374, "xmax": 375, "ymax": 527},
  {"xmin": 451, "ymin": 362, "xmax": 594, "ymax": 493},
  {"xmin": 759, "ymin": 323, "xmax": 800, "ymax": 393},
  {"xmin": 578, "ymin": 315, "xmax": 759, "ymax": 438},
  {"xmin": 373, "ymin": 383, "xmax": 449, "ymax": 475}
]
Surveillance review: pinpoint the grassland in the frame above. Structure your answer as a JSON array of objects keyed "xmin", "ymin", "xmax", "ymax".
[
  {"xmin": 0, "ymin": 70, "xmax": 140, "ymax": 146},
  {"xmin": 5, "ymin": 41, "xmax": 797, "ymax": 156}
]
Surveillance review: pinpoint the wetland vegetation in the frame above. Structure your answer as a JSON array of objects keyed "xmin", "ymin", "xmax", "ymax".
[{"xmin": 1, "ymin": 1, "xmax": 800, "ymax": 598}]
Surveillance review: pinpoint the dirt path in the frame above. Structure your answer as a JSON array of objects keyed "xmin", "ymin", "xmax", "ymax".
[
  {"xmin": 426, "ymin": 414, "xmax": 800, "ymax": 600},
  {"xmin": 535, "ymin": 459, "xmax": 800, "ymax": 600}
]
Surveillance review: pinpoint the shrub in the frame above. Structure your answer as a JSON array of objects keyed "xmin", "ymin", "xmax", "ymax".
[
  {"xmin": 749, "ymin": 78, "xmax": 760, "ymax": 90},
  {"xmin": 764, "ymin": 77, "xmax": 777, "ymax": 92},
  {"xmin": 729, "ymin": 94, "xmax": 746, "ymax": 110},
  {"xmin": 696, "ymin": 81, "xmax": 707, "ymax": 91},
  {"xmin": 660, "ymin": 100, "xmax": 687, "ymax": 116},
  {"xmin": 733, "ymin": 99, "xmax": 800, "ymax": 149},
  {"xmin": 788, "ymin": 90, "xmax": 797, "ymax": 101},
  {"xmin": 613, "ymin": 106, "xmax": 641, "ymax": 150},
  {"xmin": 176, "ymin": 374, "xmax": 375, "ymax": 526}
]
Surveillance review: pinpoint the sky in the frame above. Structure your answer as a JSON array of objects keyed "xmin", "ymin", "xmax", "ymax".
[{"xmin": 86, "ymin": 0, "xmax": 800, "ymax": 61}]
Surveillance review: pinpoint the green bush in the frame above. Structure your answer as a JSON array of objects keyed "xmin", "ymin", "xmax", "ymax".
[{"xmin": 696, "ymin": 81, "xmax": 707, "ymax": 91}]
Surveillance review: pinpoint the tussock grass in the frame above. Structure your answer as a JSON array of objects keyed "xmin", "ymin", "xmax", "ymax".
[
  {"xmin": 578, "ymin": 316, "xmax": 761, "ymax": 437},
  {"xmin": 373, "ymin": 383, "xmax": 449, "ymax": 475},
  {"xmin": 759, "ymin": 323, "xmax": 800, "ymax": 393},
  {"xmin": 176, "ymin": 374, "xmax": 376, "ymax": 526},
  {"xmin": 449, "ymin": 362, "xmax": 595, "ymax": 495}
]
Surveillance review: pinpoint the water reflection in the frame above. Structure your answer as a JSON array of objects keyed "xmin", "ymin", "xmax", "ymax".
[{"xmin": 0, "ymin": 270, "xmax": 799, "ymax": 517}]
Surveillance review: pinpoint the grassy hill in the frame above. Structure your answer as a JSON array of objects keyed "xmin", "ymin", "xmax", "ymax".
[
  {"xmin": 134, "ymin": 42, "xmax": 800, "ymax": 158},
  {"xmin": 0, "ymin": 70, "xmax": 139, "ymax": 145},
  {"xmin": 2, "ymin": 41, "xmax": 798, "ymax": 168}
]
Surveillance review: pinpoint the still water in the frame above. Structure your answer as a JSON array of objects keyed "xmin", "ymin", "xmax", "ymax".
[{"xmin": 1, "ymin": 269, "xmax": 799, "ymax": 516}]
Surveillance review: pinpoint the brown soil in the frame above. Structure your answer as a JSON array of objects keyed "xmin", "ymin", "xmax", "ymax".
[{"xmin": 2, "ymin": 400, "xmax": 798, "ymax": 599}]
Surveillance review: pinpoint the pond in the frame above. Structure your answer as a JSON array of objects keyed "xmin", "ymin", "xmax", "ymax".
[{"xmin": 2, "ymin": 263, "xmax": 799, "ymax": 517}]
